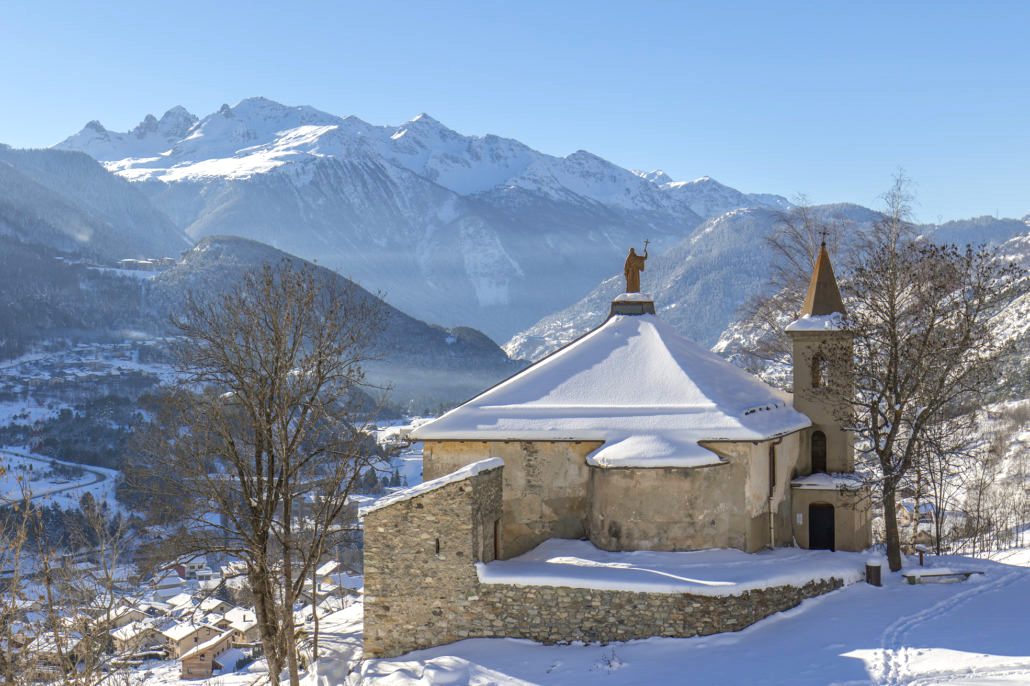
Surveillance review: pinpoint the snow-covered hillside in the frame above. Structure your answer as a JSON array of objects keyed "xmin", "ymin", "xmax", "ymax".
[
  {"xmin": 505, "ymin": 203, "xmax": 879, "ymax": 360},
  {"xmin": 54, "ymin": 98, "xmax": 787, "ymax": 340},
  {"xmin": 508, "ymin": 205, "xmax": 1030, "ymax": 363}
]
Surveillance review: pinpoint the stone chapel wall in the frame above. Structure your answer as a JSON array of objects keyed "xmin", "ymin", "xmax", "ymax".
[
  {"xmin": 364, "ymin": 462, "xmax": 847, "ymax": 659},
  {"xmin": 363, "ymin": 463, "xmax": 503, "ymax": 658},
  {"xmin": 587, "ymin": 461, "xmax": 749, "ymax": 551},
  {"xmin": 422, "ymin": 440, "xmax": 601, "ymax": 558}
]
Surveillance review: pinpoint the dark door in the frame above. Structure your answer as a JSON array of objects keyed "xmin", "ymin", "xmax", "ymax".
[{"xmin": 809, "ymin": 503, "xmax": 835, "ymax": 551}]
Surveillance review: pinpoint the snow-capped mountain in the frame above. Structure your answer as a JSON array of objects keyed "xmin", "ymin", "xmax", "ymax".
[
  {"xmin": 55, "ymin": 97, "xmax": 788, "ymax": 341},
  {"xmin": 58, "ymin": 106, "xmax": 198, "ymax": 162},
  {"xmin": 642, "ymin": 172, "xmax": 792, "ymax": 220}
]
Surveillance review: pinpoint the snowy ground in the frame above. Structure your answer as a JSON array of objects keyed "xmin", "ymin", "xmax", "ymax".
[
  {"xmin": 77, "ymin": 547, "xmax": 1030, "ymax": 685},
  {"xmin": 359, "ymin": 551, "xmax": 1030, "ymax": 686},
  {"xmin": 390, "ymin": 444, "xmax": 424, "ymax": 489},
  {"xmin": 0, "ymin": 446, "xmax": 118, "ymax": 508},
  {"xmin": 476, "ymin": 539, "xmax": 866, "ymax": 594}
]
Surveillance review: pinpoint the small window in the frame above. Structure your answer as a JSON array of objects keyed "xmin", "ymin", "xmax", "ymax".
[
  {"xmin": 493, "ymin": 519, "xmax": 501, "ymax": 561},
  {"xmin": 434, "ymin": 538, "xmax": 441, "ymax": 555},
  {"xmin": 811, "ymin": 353, "xmax": 826, "ymax": 388},
  {"xmin": 811, "ymin": 431, "xmax": 827, "ymax": 473}
]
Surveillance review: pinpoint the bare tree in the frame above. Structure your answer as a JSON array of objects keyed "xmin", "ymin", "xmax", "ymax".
[
  {"xmin": 831, "ymin": 175, "xmax": 1023, "ymax": 571},
  {"xmin": 917, "ymin": 411, "xmax": 982, "ymax": 554},
  {"xmin": 0, "ymin": 484, "xmax": 34, "ymax": 686},
  {"xmin": 734, "ymin": 197, "xmax": 853, "ymax": 379},
  {"xmin": 134, "ymin": 261, "xmax": 385, "ymax": 686}
]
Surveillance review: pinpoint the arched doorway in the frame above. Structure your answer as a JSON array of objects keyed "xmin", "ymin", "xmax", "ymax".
[
  {"xmin": 809, "ymin": 503, "xmax": 835, "ymax": 551},
  {"xmin": 811, "ymin": 431, "xmax": 827, "ymax": 473}
]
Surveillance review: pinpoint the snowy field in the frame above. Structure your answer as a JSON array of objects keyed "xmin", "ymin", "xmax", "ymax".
[
  {"xmin": 359, "ymin": 552, "xmax": 1030, "ymax": 686},
  {"xmin": 475, "ymin": 539, "xmax": 866, "ymax": 594},
  {"xmin": 0, "ymin": 447, "xmax": 118, "ymax": 508},
  {"xmin": 58, "ymin": 547, "xmax": 1030, "ymax": 685}
]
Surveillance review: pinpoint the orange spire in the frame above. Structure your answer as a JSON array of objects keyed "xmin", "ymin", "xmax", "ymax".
[{"xmin": 800, "ymin": 241, "xmax": 846, "ymax": 316}]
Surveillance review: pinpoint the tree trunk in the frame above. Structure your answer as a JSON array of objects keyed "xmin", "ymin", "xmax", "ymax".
[
  {"xmin": 883, "ymin": 482, "xmax": 903, "ymax": 571},
  {"xmin": 311, "ymin": 550, "xmax": 320, "ymax": 669},
  {"xmin": 251, "ymin": 565, "xmax": 283, "ymax": 686},
  {"xmin": 282, "ymin": 499, "xmax": 301, "ymax": 686}
]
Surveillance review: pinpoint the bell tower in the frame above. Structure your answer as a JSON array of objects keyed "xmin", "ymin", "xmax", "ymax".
[{"xmin": 786, "ymin": 240, "xmax": 853, "ymax": 474}]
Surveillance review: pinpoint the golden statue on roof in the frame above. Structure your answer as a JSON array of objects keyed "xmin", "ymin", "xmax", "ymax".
[{"xmin": 624, "ymin": 240, "xmax": 648, "ymax": 293}]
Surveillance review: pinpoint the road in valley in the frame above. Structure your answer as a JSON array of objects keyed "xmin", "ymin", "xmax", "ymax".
[{"xmin": 0, "ymin": 447, "xmax": 110, "ymax": 505}]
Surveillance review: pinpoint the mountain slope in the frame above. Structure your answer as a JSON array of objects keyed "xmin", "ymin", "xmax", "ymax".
[
  {"xmin": 505, "ymin": 204, "xmax": 879, "ymax": 361},
  {"xmin": 0, "ymin": 145, "xmax": 189, "ymax": 260},
  {"xmin": 55, "ymin": 98, "xmax": 788, "ymax": 340},
  {"xmin": 507, "ymin": 205, "xmax": 1030, "ymax": 363},
  {"xmin": 152, "ymin": 236, "xmax": 522, "ymax": 408}
]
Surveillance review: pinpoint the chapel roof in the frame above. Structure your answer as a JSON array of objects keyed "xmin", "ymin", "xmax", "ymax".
[
  {"xmin": 799, "ymin": 241, "xmax": 846, "ymax": 317},
  {"xmin": 411, "ymin": 311, "xmax": 811, "ymax": 467}
]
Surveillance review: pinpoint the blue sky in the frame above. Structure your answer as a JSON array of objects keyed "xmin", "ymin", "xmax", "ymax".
[{"xmin": 2, "ymin": 1, "xmax": 1028, "ymax": 221}]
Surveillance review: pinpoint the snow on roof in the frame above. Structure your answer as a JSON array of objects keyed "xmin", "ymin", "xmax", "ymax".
[
  {"xmin": 229, "ymin": 616, "xmax": 258, "ymax": 634},
  {"xmin": 790, "ymin": 472, "xmax": 865, "ymax": 491},
  {"xmin": 360, "ymin": 457, "xmax": 503, "ymax": 515},
  {"xmin": 785, "ymin": 312, "xmax": 846, "ymax": 332},
  {"xmin": 475, "ymin": 539, "xmax": 865, "ymax": 596},
  {"xmin": 412, "ymin": 314, "xmax": 810, "ymax": 465},
  {"xmin": 166, "ymin": 592, "xmax": 194, "ymax": 608},
  {"xmin": 612, "ymin": 292, "xmax": 654, "ymax": 303},
  {"xmin": 160, "ymin": 621, "xmax": 215, "ymax": 642},
  {"xmin": 198, "ymin": 597, "xmax": 228, "ymax": 612},
  {"xmin": 214, "ymin": 646, "xmax": 246, "ymax": 671},
  {"xmin": 587, "ymin": 434, "xmax": 724, "ymax": 468},
  {"xmin": 900, "ymin": 499, "xmax": 936, "ymax": 514},
  {"xmin": 28, "ymin": 631, "xmax": 82, "ymax": 653},
  {"xmin": 111, "ymin": 618, "xmax": 156, "ymax": 642},
  {"xmin": 180, "ymin": 628, "xmax": 234, "ymax": 661},
  {"xmin": 316, "ymin": 560, "xmax": 340, "ymax": 577},
  {"xmin": 332, "ymin": 572, "xmax": 363, "ymax": 590},
  {"xmin": 222, "ymin": 606, "xmax": 252, "ymax": 625}
]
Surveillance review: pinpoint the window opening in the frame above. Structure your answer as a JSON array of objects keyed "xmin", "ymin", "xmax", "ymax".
[{"xmin": 811, "ymin": 430, "xmax": 827, "ymax": 473}]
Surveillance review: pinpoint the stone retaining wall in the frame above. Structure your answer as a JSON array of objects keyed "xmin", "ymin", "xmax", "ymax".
[
  {"xmin": 363, "ymin": 462, "xmax": 847, "ymax": 659},
  {"xmin": 472, "ymin": 577, "xmax": 842, "ymax": 647}
]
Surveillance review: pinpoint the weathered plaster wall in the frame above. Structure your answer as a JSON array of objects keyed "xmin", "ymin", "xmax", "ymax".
[
  {"xmin": 790, "ymin": 333, "xmax": 855, "ymax": 473},
  {"xmin": 588, "ymin": 462, "xmax": 748, "ymax": 551},
  {"xmin": 423, "ymin": 434, "xmax": 807, "ymax": 556},
  {"xmin": 423, "ymin": 440, "xmax": 601, "ymax": 558},
  {"xmin": 791, "ymin": 487, "xmax": 873, "ymax": 552}
]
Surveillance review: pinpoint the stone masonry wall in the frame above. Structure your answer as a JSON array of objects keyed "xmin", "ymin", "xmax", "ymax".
[
  {"xmin": 475, "ymin": 577, "xmax": 843, "ymax": 646},
  {"xmin": 364, "ymin": 463, "xmax": 847, "ymax": 659},
  {"xmin": 363, "ymin": 464, "xmax": 503, "ymax": 659}
]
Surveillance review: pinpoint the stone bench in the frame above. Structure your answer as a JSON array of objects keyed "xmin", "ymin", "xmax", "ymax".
[{"xmin": 902, "ymin": 569, "xmax": 984, "ymax": 585}]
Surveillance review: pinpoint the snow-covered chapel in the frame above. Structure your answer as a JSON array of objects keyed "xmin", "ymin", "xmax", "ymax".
[{"xmin": 362, "ymin": 244, "xmax": 871, "ymax": 658}]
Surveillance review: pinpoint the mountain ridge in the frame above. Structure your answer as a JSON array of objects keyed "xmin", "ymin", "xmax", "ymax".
[
  {"xmin": 54, "ymin": 97, "xmax": 789, "ymax": 340},
  {"xmin": 505, "ymin": 203, "xmax": 1030, "ymax": 362}
]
